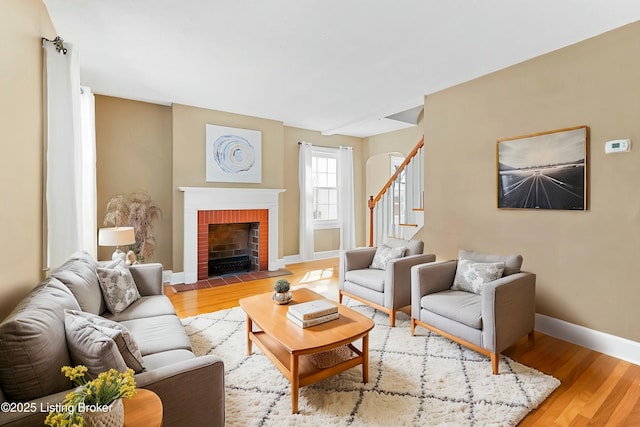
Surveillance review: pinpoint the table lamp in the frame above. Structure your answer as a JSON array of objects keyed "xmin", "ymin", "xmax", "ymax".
[{"xmin": 98, "ymin": 227, "xmax": 136, "ymax": 261}]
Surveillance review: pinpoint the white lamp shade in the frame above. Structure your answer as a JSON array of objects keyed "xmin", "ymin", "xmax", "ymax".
[{"xmin": 98, "ymin": 227, "xmax": 136, "ymax": 247}]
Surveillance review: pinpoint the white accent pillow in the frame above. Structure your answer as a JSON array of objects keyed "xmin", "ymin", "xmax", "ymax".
[
  {"xmin": 370, "ymin": 244, "xmax": 406, "ymax": 270},
  {"xmin": 96, "ymin": 259, "xmax": 140, "ymax": 315},
  {"xmin": 452, "ymin": 259, "xmax": 505, "ymax": 294}
]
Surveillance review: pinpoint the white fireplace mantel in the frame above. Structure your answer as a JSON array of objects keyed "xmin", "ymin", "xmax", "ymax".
[{"xmin": 178, "ymin": 187, "xmax": 286, "ymax": 284}]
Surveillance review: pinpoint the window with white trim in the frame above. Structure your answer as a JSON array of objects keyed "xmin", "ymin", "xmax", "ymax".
[{"xmin": 311, "ymin": 149, "xmax": 339, "ymax": 229}]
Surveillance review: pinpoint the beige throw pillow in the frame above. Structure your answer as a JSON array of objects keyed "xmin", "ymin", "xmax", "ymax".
[
  {"xmin": 452, "ymin": 259, "xmax": 505, "ymax": 294},
  {"xmin": 96, "ymin": 259, "xmax": 140, "ymax": 315}
]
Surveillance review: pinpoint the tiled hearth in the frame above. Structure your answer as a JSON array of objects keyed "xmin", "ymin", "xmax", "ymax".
[
  {"xmin": 170, "ymin": 268, "xmax": 292, "ymax": 293},
  {"xmin": 179, "ymin": 187, "xmax": 285, "ymax": 284}
]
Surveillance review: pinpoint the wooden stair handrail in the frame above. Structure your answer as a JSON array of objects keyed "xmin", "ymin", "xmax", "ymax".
[{"xmin": 368, "ymin": 136, "xmax": 424, "ymax": 246}]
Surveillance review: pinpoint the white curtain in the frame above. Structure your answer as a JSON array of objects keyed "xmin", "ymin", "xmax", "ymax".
[
  {"xmin": 338, "ymin": 146, "xmax": 356, "ymax": 251},
  {"xmin": 79, "ymin": 87, "xmax": 97, "ymax": 257},
  {"xmin": 43, "ymin": 41, "xmax": 97, "ymax": 269},
  {"xmin": 298, "ymin": 142, "xmax": 315, "ymax": 260}
]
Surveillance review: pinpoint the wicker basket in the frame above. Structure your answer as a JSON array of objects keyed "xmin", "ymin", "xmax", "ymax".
[{"xmin": 308, "ymin": 345, "xmax": 354, "ymax": 368}]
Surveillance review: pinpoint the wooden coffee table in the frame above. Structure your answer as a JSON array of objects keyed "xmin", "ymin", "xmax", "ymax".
[{"xmin": 239, "ymin": 288, "xmax": 375, "ymax": 414}]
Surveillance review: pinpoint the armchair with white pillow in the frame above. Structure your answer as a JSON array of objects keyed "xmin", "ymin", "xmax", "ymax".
[
  {"xmin": 339, "ymin": 238, "xmax": 436, "ymax": 326},
  {"xmin": 410, "ymin": 249, "xmax": 536, "ymax": 374}
]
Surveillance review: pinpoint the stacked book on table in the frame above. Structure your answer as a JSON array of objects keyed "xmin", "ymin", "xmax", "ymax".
[{"xmin": 286, "ymin": 299, "xmax": 339, "ymax": 328}]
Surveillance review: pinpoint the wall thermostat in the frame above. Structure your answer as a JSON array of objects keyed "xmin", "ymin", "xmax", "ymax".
[{"xmin": 605, "ymin": 139, "xmax": 631, "ymax": 154}]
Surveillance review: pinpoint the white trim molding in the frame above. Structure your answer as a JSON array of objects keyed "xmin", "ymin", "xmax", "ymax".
[
  {"xmin": 178, "ymin": 187, "xmax": 285, "ymax": 284},
  {"xmin": 283, "ymin": 250, "xmax": 340, "ymax": 265},
  {"xmin": 535, "ymin": 313, "xmax": 640, "ymax": 366},
  {"xmin": 169, "ymin": 271, "xmax": 185, "ymax": 285}
]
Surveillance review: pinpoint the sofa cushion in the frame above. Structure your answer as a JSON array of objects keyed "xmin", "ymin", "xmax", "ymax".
[
  {"xmin": 51, "ymin": 251, "xmax": 105, "ymax": 315},
  {"xmin": 102, "ymin": 295, "xmax": 176, "ymax": 322},
  {"xmin": 119, "ymin": 315, "xmax": 192, "ymax": 356},
  {"xmin": 97, "ymin": 260, "xmax": 141, "ymax": 315},
  {"xmin": 370, "ymin": 244, "xmax": 405, "ymax": 270},
  {"xmin": 0, "ymin": 278, "xmax": 80, "ymax": 401},
  {"xmin": 345, "ymin": 269, "xmax": 386, "ymax": 292},
  {"xmin": 452, "ymin": 259, "xmax": 505, "ymax": 294},
  {"xmin": 141, "ymin": 349, "xmax": 196, "ymax": 371},
  {"xmin": 64, "ymin": 310, "xmax": 145, "ymax": 373},
  {"xmin": 422, "ymin": 290, "xmax": 483, "ymax": 329},
  {"xmin": 459, "ymin": 249, "xmax": 523, "ymax": 276}
]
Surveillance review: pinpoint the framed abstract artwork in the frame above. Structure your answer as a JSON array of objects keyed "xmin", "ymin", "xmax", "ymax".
[
  {"xmin": 497, "ymin": 126, "xmax": 588, "ymax": 210},
  {"xmin": 206, "ymin": 124, "xmax": 262, "ymax": 183}
]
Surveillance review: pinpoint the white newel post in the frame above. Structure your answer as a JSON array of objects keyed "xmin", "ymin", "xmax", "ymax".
[{"xmin": 178, "ymin": 187, "xmax": 286, "ymax": 284}]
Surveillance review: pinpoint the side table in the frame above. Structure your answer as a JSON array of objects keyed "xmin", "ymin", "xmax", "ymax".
[{"xmin": 124, "ymin": 388, "xmax": 163, "ymax": 427}]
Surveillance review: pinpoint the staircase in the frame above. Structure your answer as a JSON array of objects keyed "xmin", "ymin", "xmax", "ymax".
[{"xmin": 368, "ymin": 137, "xmax": 424, "ymax": 246}]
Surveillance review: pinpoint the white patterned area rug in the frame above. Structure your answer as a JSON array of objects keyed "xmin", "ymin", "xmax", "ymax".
[{"xmin": 181, "ymin": 298, "xmax": 560, "ymax": 427}]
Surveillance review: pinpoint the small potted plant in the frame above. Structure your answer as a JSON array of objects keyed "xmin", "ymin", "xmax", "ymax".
[{"xmin": 272, "ymin": 279, "xmax": 292, "ymax": 305}]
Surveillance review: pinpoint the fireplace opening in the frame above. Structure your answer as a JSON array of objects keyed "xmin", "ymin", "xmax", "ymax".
[{"xmin": 208, "ymin": 222, "xmax": 259, "ymax": 277}]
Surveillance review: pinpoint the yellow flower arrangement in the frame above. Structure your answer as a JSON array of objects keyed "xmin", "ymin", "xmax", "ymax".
[{"xmin": 44, "ymin": 365, "xmax": 136, "ymax": 427}]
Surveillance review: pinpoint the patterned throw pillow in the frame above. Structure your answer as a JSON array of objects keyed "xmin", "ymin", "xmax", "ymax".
[
  {"xmin": 451, "ymin": 259, "xmax": 505, "ymax": 294},
  {"xmin": 96, "ymin": 259, "xmax": 140, "ymax": 315},
  {"xmin": 370, "ymin": 244, "xmax": 406, "ymax": 270},
  {"xmin": 64, "ymin": 309, "xmax": 145, "ymax": 373}
]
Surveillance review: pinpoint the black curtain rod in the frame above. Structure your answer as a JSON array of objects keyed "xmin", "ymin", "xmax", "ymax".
[{"xmin": 42, "ymin": 36, "xmax": 67, "ymax": 54}]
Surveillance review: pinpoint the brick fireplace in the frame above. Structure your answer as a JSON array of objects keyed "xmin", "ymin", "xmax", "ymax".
[
  {"xmin": 198, "ymin": 209, "xmax": 268, "ymax": 280},
  {"xmin": 179, "ymin": 187, "xmax": 285, "ymax": 284}
]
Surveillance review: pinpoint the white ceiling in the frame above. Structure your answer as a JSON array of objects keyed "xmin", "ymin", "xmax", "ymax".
[{"xmin": 42, "ymin": 0, "xmax": 640, "ymax": 138}]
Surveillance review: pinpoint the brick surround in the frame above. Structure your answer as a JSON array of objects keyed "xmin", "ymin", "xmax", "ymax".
[{"xmin": 197, "ymin": 209, "xmax": 268, "ymax": 280}]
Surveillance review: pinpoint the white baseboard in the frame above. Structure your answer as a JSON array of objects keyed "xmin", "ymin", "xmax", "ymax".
[
  {"xmin": 162, "ymin": 270, "xmax": 173, "ymax": 284},
  {"xmin": 169, "ymin": 271, "xmax": 185, "ymax": 285},
  {"xmin": 314, "ymin": 250, "xmax": 340, "ymax": 260},
  {"xmin": 283, "ymin": 254, "xmax": 302, "ymax": 264},
  {"xmin": 284, "ymin": 251, "xmax": 339, "ymax": 265},
  {"xmin": 535, "ymin": 313, "xmax": 640, "ymax": 366},
  {"xmin": 274, "ymin": 258, "xmax": 287, "ymax": 270}
]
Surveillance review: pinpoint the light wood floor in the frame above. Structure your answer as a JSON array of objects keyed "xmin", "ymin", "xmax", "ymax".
[{"xmin": 165, "ymin": 258, "xmax": 640, "ymax": 426}]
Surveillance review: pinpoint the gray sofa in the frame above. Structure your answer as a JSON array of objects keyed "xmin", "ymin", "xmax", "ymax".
[{"xmin": 0, "ymin": 252, "xmax": 224, "ymax": 427}]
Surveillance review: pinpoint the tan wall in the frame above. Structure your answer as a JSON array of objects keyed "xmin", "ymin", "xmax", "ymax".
[
  {"xmin": 365, "ymin": 152, "xmax": 402, "ymax": 206},
  {"xmin": 367, "ymin": 124, "xmax": 423, "ymax": 159},
  {"xmin": 419, "ymin": 22, "xmax": 640, "ymax": 342},
  {"xmin": 95, "ymin": 96, "xmax": 173, "ymax": 268},
  {"xmin": 282, "ymin": 127, "xmax": 367, "ymax": 256},
  {"xmin": 314, "ymin": 229, "xmax": 341, "ymax": 253},
  {"xmin": 0, "ymin": 0, "xmax": 56, "ymax": 320},
  {"xmin": 171, "ymin": 104, "xmax": 285, "ymax": 271}
]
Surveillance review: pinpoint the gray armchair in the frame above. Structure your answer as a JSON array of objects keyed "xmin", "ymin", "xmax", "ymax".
[
  {"xmin": 410, "ymin": 249, "xmax": 536, "ymax": 374},
  {"xmin": 339, "ymin": 239, "xmax": 435, "ymax": 326}
]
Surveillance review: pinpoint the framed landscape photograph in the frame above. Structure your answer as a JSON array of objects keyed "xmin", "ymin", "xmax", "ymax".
[{"xmin": 497, "ymin": 126, "xmax": 588, "ymax": 210}]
